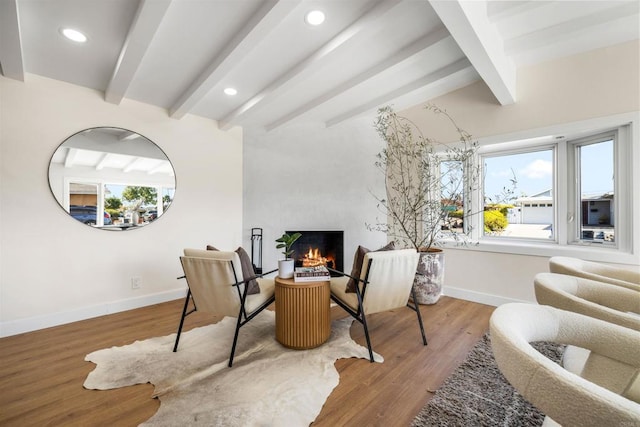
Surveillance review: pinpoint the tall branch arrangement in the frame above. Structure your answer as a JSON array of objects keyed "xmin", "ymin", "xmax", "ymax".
[{"xmin": 367, "ymin": 104, "xmax": 480, "ymax": 251}]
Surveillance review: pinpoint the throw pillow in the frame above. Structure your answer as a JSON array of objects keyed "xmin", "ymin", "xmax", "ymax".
[
  {"xmin": 345, "ymin": 241, "xmax": 395, "ymax": 293},
  {"xmin": 206, "ymin": 245, "xmax": 260, "ymax": 295}
]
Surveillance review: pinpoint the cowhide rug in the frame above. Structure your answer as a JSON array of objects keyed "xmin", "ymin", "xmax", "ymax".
[{"xmin": 84, "ymin": 310, "xmax": 382, "ymax": 426}]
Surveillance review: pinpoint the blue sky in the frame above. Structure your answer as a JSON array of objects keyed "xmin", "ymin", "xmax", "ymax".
[
  {"xmin": 483, "ymin": 140, "xmax": 614, "ymax": 202},
  {"xmin": 580, "ymin": 140, "xmax": 614, "ymax": 195},
  {"xmin": 105, "ymin": 184, "xmax": 126, "ymax": 200}
]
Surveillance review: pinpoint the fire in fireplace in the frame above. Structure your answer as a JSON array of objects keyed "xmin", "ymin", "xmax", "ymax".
[{"xmin": 286, "ymin": 230, "xmax": 344, "ymax": 276}]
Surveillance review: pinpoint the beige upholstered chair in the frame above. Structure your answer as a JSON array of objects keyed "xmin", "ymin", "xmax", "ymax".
[
  {"xmin": 534, "ymin": 271, "xmax": 640, "ymax": 411},
  {"xmin": 329, "ymin": 248, "xmax": 426, "ymax": 362},
  {"xmin": 174, "ymin": 248, "xmax": 276, "ymax": 367},
  {"xmin": 549, "ymin": 256, "xmax": 640, "ymax": 292},
  {"xmin": 490, "ymin": 303, "xmax": 640, "ymax": 427},
  {"xmin": 534, "ymin": 272, "xmax": 640, "ymax": 331}
]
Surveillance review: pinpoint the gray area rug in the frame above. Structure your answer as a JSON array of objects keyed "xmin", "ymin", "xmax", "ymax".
[
  {"xmin": 412, "ymin": 334, "xmax": 565, "ymax": 427},
  {"xmin": 84, "ymin": 310, "xmax": 381, "ymax": 426}
]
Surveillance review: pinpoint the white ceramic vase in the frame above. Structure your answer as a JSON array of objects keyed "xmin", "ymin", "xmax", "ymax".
[
  {"xmin": 413, "ymin": 248, "xmax": 444, "ymax": 304},
  {"xmin": 278, "ymin": 259, "xmax": 295, "ymax": 279}
]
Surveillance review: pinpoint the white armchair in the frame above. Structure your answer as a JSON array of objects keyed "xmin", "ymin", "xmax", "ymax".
[
  {"xmin": 329, "ymin": 248, "xmax": 426, "ymax": 362},
  {"xmin": 534, "ymin": 270, "xmax": 640, "ymax": 412},
  {"xmin": 534, "ymin": 272, "xmax": 640, "ymax": 331},
  {"xmin": 173, "ymin": 248, "xmax": 276, "ymax": 367},
  {"xmin": 549, "ymin": 256, "xmax": 640, "ymax": 292},
  {"xmin": 490, "ymin": 303, "xmax": 640, "ymax": 427}
]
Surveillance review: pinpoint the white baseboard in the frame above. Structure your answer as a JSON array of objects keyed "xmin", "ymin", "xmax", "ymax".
[
  {"xmin": 443, "ymin": 286, "xmax": 532, "ymax": 307},
  {"xmin": 0, "ymin": 288, "xmax": 188, "ymax": 338}
]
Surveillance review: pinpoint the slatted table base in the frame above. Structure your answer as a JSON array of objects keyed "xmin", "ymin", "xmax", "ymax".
[{"xmin": 275, "ymin": 277, "xmax": 331, "ymax": 349}]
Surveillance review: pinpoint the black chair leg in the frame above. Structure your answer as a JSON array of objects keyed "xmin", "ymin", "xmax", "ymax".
[
  {"xmin": 360, "ymin": 313, "xmax": 375, "ymax": 363},
  {"xmin": 228, "ymin": 316, "xmax": 243, "ymax": 367},
  {"xmin": 173, "ymin": 290, "xmax": 192, "ymax": 352},
  {"xmin": 410, "ymin": 286, "xmax": 428, "ymax": 346}
]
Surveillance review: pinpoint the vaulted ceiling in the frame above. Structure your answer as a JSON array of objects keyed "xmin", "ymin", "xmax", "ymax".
[{"xmin": 1, "ymin": 0, "xmax": 638, "ymax": 132}]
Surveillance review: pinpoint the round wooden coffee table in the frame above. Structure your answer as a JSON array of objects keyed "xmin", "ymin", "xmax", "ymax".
[{"xmin": 274, "ymin": 276, "xmax": 331, "ymax": 349}]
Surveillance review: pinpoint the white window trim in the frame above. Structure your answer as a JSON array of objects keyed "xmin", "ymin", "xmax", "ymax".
[
  {"xmin": 479, "ymin": 143, "xmax": 557, "ymax": 242},
  {"xmin": 442, "ymin": 111, "xmax": 640, "ymax": 266},
  {"xmin": 566, "ymin": 130, "xmax": 617, "ymax": 247}
]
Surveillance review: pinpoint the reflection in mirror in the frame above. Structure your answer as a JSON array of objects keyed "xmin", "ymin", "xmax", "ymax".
[{"xmin": 48, "ymin": 127, "xmax": 176, "ymax": 230}]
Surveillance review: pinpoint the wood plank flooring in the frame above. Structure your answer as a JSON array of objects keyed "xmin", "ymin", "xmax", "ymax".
[{"xmin": 0, "ymin": 296, "xmax": 494, "ymax": 426}]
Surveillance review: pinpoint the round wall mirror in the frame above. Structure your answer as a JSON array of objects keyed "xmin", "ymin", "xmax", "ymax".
[{"xmin": 48, "ymin": 127, "xmax": 176, "ymax": 230}]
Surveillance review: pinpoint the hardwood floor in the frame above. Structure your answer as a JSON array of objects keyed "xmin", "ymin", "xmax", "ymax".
[{"xmin": 0, "ymin": 296, "xmax": 494, "ymax": 426}]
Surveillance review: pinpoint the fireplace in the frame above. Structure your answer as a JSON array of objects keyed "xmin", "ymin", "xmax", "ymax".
[{"xmin": 286, "ymin": 230, "xmax": 344, "ymax": 276}]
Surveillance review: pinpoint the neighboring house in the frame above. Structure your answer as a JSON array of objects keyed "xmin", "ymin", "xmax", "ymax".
[
  {"xmin": 510, "ymin": 189, "xmax": 615, "ymax": 227},
  {"xmin": 582, "ymin": 192, "xmax": 614, "ymax": 226},
  {"xmin": 511, "ymin": 190, "xmax": 554, "ymax": 225},
  {"xmin": 68, "ymin": 183, "xmax": 97, "ymax": 207}
]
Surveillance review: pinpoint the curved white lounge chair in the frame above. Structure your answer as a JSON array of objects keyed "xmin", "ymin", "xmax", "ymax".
[
  {"xmin": 548, "ymin": 256, "xmax": 640, "ymax": 292},
  {"xmin": 490, "ymin": 303, "xmax": 640, "ymax": 427},
  {"xmin": 534, "ymin": 272, "xmax": 640, "ymax": 331}
]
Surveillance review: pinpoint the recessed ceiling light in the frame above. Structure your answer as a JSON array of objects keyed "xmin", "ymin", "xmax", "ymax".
[
  {"xmin": 224, "ymin": 87, "xmax": 238, "ymax": 96},
  {"xmin": 305, "ymin": 10, "xmax": 325, "ymax": 26},
  {"xmin": 60, "ymin": 28, "xmax": 87, "ymax": 43}
]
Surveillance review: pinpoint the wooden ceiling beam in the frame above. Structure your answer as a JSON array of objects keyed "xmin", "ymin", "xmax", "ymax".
[
  {"xmin": 326, "ymin": 58, "xmax": 475, "ymax": 127},
  {"xmin": 429, "ymin": 0, "xmax": 516, "ymax": 105},
  {"xmin": 266, "ymin": 26, "xmax": 452, "ymax": 132},
  {"xmin": 0, "ymin": 0, "xmax": 25, "ymax": 81},
  {"xmin": 219, "ymin": 0, "xmax": 403, "ymax": 130},
  {"xmin": 169, "ymin": 0, "xmax": 299, "ymax": 120},
  {"xmin": 105, "ymin": 0, "xmax": 172, "ymax": 105}
]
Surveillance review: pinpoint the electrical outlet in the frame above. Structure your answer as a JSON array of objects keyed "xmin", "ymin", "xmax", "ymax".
[{"xmin": 131, "ymin": 276, "xmax": 142, "ymax": 289}]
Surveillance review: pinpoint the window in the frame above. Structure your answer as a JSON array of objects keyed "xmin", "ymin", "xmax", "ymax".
[
  {"xmin": 104, "ymin": 183, "xmax": 174, "ymax": 225},
  {"xmin": 63, "ymin": 178, "xmax": 174, "ymax": 228},
  {"xmin": 573, "ymin": 136, "xmax": 615, "ymax": 243},
  {"xmin": 482, "ymin": 148, "xmax": 554, "ymax": 240},
  {"xmin": 466, "ymin": 117, "xmax": 635, "ymax": 261},
  {"xmin": 440, "ymin": 160, "xmax": 464, "ymax": 234}
]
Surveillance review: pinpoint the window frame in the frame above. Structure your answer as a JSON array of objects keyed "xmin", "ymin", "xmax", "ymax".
[
  {"xmin": 566, "ymin": 131, "xmax": 617, "ymax": 248},
  {"xmin": 435, "ymin": 150, "xmax": 478, "ymax": 238},
  {"xmin": 441, "ymin": 112, "xmax": 639, "ymax": 265},
  {"xmin": 479, "ymin": 144, "xmax": 557, "ymax": 243}
]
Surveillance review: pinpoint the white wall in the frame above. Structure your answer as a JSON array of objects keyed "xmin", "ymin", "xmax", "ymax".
[
  {"xmin": 444, "ymin": 250, "xmax": 550, "ymax": 304},
  {"xmin": 0, "ymin": 75, "xmax": 244, "ymax": 336},
  {"xmin": 243, "ymin": 120, "xmax": 388, "ymax": 274}
]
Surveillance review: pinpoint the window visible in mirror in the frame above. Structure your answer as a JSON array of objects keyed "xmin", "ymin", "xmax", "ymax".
[{"xmin": 48, "ymin": 127, "xmax": 176, "ymax": 230}]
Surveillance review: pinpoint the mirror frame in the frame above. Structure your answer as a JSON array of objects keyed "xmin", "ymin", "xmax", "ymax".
[{"xmin": 48, "ymin": 127, "xmax": 176, "ymax": 231}]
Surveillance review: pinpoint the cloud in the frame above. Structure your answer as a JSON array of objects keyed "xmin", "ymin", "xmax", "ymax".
[{"xmin": 519, "ymin": 159, "xmax": 552, "ymax": 179}]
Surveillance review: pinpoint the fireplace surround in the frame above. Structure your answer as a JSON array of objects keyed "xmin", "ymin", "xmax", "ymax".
[{"xmin": 286, "ymin": 230, "xmax": 344, "ymax": 276}]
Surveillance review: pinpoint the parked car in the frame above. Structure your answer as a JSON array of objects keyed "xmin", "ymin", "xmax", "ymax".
[
  {"xmin": 70, "ymin": 205, "xmax": 112, "ymax": 225},
  {"xmin": 143, "ymin": 210, "xmax": 158, "ymax": 221}
]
